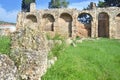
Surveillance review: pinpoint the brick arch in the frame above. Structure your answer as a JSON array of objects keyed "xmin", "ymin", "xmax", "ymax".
[
  {"xmin": 77, "ymin": 13, "xmax": 93, "ymax": 37},
  {"xmin": 26, "ymin": 14, "xmax": 37, "ymax": 23},
  {"xmin": 59, "ymin": 13, "xmax": 73, "ymax": 37},
  {"xmin": 42, "ymin": 14, "xmax": 55, "ymax": 31},
  {"xmin": 98, "ymin": 12, "xmax": 109, "ymax": 37}
]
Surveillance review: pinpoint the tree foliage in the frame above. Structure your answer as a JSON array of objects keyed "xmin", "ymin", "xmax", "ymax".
[
  {"xmin": 98, "ymin": 1, "xmax": 106, "ymax": 7},
  {"xmin": 78, "ymin": 13, "xmax": 92, "ymax": 24},
  {"xmin": 22, "ymin": 0, "xmax": 35, "ymax": 12},
  {"xmin": 105, "ymin": 0, "xmax": 120, "ymax": 7},
  {"xmin": 98, "ymin": 0, "xmax": 120, "ymax": 7},
  {"xmin": 49, "ymin": 0, "xmax": 69, "ymax": 8},
  {"xmin": 83, "ymin": 2, "xmax": 96, "ymax": 10}
]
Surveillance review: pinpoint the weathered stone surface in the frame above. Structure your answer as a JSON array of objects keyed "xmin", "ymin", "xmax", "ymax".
[
  {"xmin": 76, "ymin": 21, "xmax": 89, "ymax": 38},
  {"xmin": 48, "ymin": 57, "xmax": 57, "ymax": 68},
  {"xmin": 65, "ymin": 38, "xmax": 73, "ymax": 45},
  {"xmin": 11, "ymin": 18, "xmax": 48, "ymax": 80},
  {"xmin": 17, "ymin": 3, "xmax": 120, "ymax": 39},
  {"xmin": 8, "ymin": 3, "xmax": 120, "ymax": 80},
  {"xmin": 0, "ymin": 54, "xmax": 19, "ymax": 80},
  {"xmin": 76, "ymin": 39, "xmax": 83, "ymax": 43},
  {"xmin": 11, "ymin": 50, "xmax": 47, "ymax": 80},
  {"xmin": 47, "ymin": 40, "xmax": 54, "ymax": 50},
  {"xmin": 30, "ymin": 3, "xmax": 36, "ymax": 12}
]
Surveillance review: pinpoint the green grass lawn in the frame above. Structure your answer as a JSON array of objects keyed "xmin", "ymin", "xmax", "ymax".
[
  {"xmin": 0, "ymin": 36, "xmax": 10, "ymax": 55},
  {"xmin": 42, "ymin": 38, "xmax": 120, "ymax": 80}
]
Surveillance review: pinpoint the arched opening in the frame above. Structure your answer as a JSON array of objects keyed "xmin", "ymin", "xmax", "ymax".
[
  {"xmin": 98, "ymin": 12, "xmax": 109, "ymax": 37},
  {"xmin": 42, "ymin": 14, "xmax": 55, "ymax": 31},
  {"xmin": 116, "ymin": 13, "xmax": 120, "ymax": 38},
  {"xmin": 26, "ymin": 15, "xmax": 37, "ymax": 23},
  {"xmin": 60, "ymin": 13, "xmax": 72, "ymax": 37},
  {"xmin": 77, "ymin": 13, "xmax": 93, "ymax": 37}
]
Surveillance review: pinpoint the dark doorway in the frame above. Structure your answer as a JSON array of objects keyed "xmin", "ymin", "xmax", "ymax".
[{"xmin": 98, "ymin": 12, "xmax": 109, "ymax": 37}]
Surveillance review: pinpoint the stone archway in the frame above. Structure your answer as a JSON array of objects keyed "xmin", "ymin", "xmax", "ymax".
[
  {"xmin": 115, "ymin": 13, "xmax": 120, "ymax": 38},
  {"xmin": 26, "ymin": 14, "xmax": 37, "ymax": 29},
  {"xmin": 26, "ymin": 15, "xmax": 37, "ymax": 23},
  {"xmin": 77, "ymin": 13, "xmax": 93, "ymax": 37},
  {"xmin": 42, "ymin": 14, "xmax": 55, "ymax": 31},
  {"xmin": 98, "ymin": 12, "xmax": 109, "ymax": 37},
  {"xmin": 60, "ymin": 13, "xmax": 73, "ymax": 37}
]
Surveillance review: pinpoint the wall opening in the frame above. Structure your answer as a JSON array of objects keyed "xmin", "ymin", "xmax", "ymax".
[
  {"xmin": 26, "ymin": 15, "xmax": 37, "ymax": 23},
  {"xmin": 78, "ymin": 13, "xmax": 93, "ymax": 37},
  {"xmin": 116, "ymin": 13, "xmax": 120, "ymax": 38},
  {"xmin": 98, "ymin": 12, "xmax": 109, "ymax": 37},
  {"xmin": 42, "ymin": 14, "xmax": 55, "ymax": 31},
  {"xmin": 60, "ymin": 13, "xmax": 73, "ymax": 37}
]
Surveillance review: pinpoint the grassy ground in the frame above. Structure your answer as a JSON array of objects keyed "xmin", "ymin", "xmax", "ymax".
[
  {"xmin": 42, "ymin": 38, "xmax": 120, "ymax": 80},
  {"xmin": 0, "ymin": 36, "xmax": 10, "ymax": 55}
]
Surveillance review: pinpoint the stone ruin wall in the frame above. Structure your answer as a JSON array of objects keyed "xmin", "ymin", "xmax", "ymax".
[
  {"xmin": 1, "ymin": 3, "xmax": 119, "ymax": 80},
  {"xmin": 11, "ymin": 5, "xmax": 49, "ymax": 79},
  {"xmin": 16, "ymin": 3, "xmax": 120, "ymax": 39}
]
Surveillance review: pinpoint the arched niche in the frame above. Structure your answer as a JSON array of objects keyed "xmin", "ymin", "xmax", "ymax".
[
  {"xmin": 42, "ymin": 14, "xmax": 55, "ymax": 31},
  {"xmin": 60, "ymin": 13, "xmax": 73, "ymax": 37},
  {"xmin": 26, "ymin": 15, "xmax": 37, "ymax": 23},
  {"xmin": 98, "ymin": 12, "xmax": 109, "ymax": 38},
  {"xmin": 78, "ymin": 13, "xmax": 93, "ymax": 37},
  {"xmin": 115, "ymin": 13, "xmax": 120, "ymax": 38}
]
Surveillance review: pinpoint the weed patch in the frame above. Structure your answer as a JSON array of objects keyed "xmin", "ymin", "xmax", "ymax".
[{"xmin": 0, "ymin": 36, "xmax": 10, "ymax": 55}]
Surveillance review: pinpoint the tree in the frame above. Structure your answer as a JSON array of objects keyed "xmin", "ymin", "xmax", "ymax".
[
  {"xmin": 105, "ymin": 0, "xmax": 120, "ymax": 7},
  {"xmin": 22, "ymin": 0, "xmax": 35, "ymax": 12},
  {"xmin": 98, "ymin": 1, "xmax": 106, "ymax": 7},
  {"xmin": 83, "ymin": 2, "xmax": 97, "ymax": 10},
  {"xmin": 49, "ymin": 0, "xmax": 69, "ymax": 8},
  {"xmin": 61, "ymin": 0, "xmax": 69, "ymax": 8},
  {"xmin": 98, "ymin": 0, "xmax": 120, "ymax": 7},
  {"xmin": 49, "ymin": 0, "xmax": 61, "ymax": 8},
  {"xmin": 78, "ymin": 13, "xmax": 92, "ymax": 24}
]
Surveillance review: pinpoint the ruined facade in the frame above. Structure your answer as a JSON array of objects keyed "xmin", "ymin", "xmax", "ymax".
[
  {"xmin": 6, "ymin": 3, "xmax": 120, "ymax": 80},
  {"xmin": 17, "ymin": 3, "xmax": 120, "ymax": 39}
]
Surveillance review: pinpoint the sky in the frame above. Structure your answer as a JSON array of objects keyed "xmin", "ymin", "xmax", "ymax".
[{"xmin": 0, "ymin": 0, "xmax": 102, "ymax": 23}]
